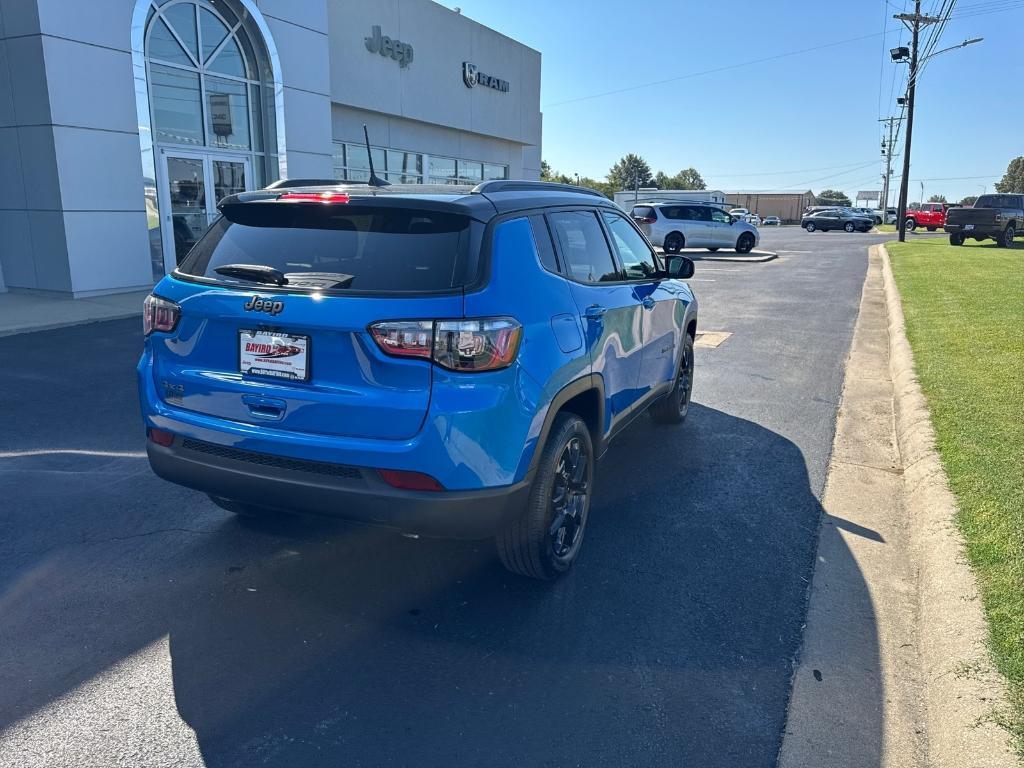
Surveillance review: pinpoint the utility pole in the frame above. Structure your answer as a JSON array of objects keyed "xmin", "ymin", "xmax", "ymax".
[
  {"xmin": 878, "ymin": 116, "xmax": 902, "ymax": 213},
  {"xmin": 894, "ymin": 1, "xmax": 940, "ymax": 242}
]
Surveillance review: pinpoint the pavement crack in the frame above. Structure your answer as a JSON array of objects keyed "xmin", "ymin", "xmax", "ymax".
[{"xmin": 84, "ymin": 527, "xmax": 211, "ymax": 544}]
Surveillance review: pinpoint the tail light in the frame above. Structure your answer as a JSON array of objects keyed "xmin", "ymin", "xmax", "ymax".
[
  {"xmin": 143, "ymin": 294, "xmax": 180, "ymax": 336},
  {"xmin": 369, "ymin": 317, "xmax": 522, "ymax": 372}
]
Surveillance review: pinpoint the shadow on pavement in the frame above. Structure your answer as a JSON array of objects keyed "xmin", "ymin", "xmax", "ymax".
[{"xmin": 0, "ymin": 320, "xmax": 883, "ymax": 767}]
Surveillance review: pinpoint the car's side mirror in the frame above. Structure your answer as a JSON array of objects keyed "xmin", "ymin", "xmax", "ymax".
[{"xmin": 666, "ymin": 256, "xmax": 694, "ymax": 280}]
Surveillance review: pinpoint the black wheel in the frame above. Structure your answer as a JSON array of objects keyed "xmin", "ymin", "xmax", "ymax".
[
  {"xmin": 735, "ymin": 232, "xmax": 755, "ymax": 254},
  {"xmin": 844, "ymin": 222, "xmax": 855, "ymax": 233},
  {"xmin": 208, "ymin": 494, "xmax": 277, "ymax": 520},
  {"xmin": 904, "ymin": 218, "xmax": 917, "ymax": 232},
  {"xmin": 949, "ymin": 233, "xmax": 965, "ymax": 246},
  {"xmin": 496, "ymin": 414, "xmax": 594, "ymax": 580},
  {"xmin": 805, "ymin": 222, "xmax": 816, "ymax": 232},
  {"xmin": 650, "ymin": 333, "xmax": 694, "ymax": 425},
  {"xmin": 927, "ymin": 227, "xmax": 937, "ymax": 232},
  {"xmin": 707, "ymin": 247, "xmax": 719, "ymax": 252},
  {"xmin": 997, "ymin": 225, "xmax": 1016, "ymax": 248},
  {"xmin": 663, "ymin": 232, "xmax": 684, "ymax": 253}
]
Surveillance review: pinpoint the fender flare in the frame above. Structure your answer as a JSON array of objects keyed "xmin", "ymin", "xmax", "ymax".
[{"xmin": 526, "ymin": 374, "xmax": 606, "ymax": 476}]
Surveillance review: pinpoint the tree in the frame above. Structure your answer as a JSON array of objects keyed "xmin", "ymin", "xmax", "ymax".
[
  {"xmin": 540, "ymin": 159, "xmax": 552, "ymax": 180},
  {"xmin": 607, "ymin": 154, "xmax": 653, "ymax": 191},
  {"xmin": 928, "ymin": 194, "xmax": 947, "ymax": 203},
  {"xmin": 817, "ymin": 189, "xmax": 851, "ymax": 206},
  {"xmin": 653, "ymin": 167, "xmax": 706, "ymax": 190},
  {"xmin": 959, "ymin": 195, "xmax": 978, "ymax": 207},
  {"xmin": 995, "ymin": 156, "xmax": 1024, "ymax": 193},
  {"xmin": 578, "ymin": 176, "xmax": 614, "ymax": 199},
  {"xmin": 539, "ymin": 160, "xmax": 575, "ymax": 186}
]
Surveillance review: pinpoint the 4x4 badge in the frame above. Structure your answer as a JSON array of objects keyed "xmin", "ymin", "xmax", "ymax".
[{"xmin": 244, "ymin": 296, "xmax": 284, "ymax": 315}]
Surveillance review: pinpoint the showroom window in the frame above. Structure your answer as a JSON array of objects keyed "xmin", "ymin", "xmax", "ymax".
[
  {"xmin": 332, "ymin": 142, "xmax": 508, "ymax": 186},
  {"xmin": 144, "ymin": 0, "xmax": 277, "ymax": 178}
]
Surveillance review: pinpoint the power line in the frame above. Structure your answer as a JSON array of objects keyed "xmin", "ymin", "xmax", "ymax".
[
  {"xmin": 543, "ymin": 30, "xmax": 894, "ymax": 108},
  {"xmin": 707, "ymin": 160, "xmax": 881, "ymax": 178}
]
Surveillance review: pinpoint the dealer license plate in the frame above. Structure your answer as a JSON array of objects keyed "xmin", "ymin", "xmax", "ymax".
[{"xmin": 239, "ymin": 330, "xmax": 310, "ymax": 381}]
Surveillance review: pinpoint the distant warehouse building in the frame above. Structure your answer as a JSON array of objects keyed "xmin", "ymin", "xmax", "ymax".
[{"xmin": 723, "ymin": 191, "xmax": 817, "ymax": 223}]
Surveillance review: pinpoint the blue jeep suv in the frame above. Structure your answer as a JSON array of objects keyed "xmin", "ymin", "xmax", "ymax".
[{"xmin": 138, "ymin": 180, "xmax": 698, "ymax": 579}]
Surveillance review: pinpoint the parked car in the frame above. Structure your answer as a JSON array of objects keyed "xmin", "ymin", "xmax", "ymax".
[
  {"xmin": 945, "ymin": 193, "xmax": 1024, "ymax": 247},
  {"xmin": 746, "ymin": 213, "xmax": 762, "ymax": 226},
  {"xmin": 138, "ymin": 180, "xmax": 699, "ymax": 580},
  {"xmin": 885, "ymin": 207, "xmax": 898, "ymax": 224},
  {"xmin": 803, "ymin": 205, "xmax": 840, "ymax": 217},
  {"xmin": 632, "ymin": 202, "xmax": 760, "ymax": 254},
  {"xmin": 801, "ymin": 209, "xmax": 874, "ymax": 232},
  {"xmin": 903, "ymin": 202, "xmax": 947, "ymax": 231},
  {"xmin": 763, "ymin": 216, "xmax": 781, "ymax": 226},
  {"xmin": 853, "ymin": 207, "xmax": 883, "ymax": 224},
  {"xmin": 729, "ymin": 207, "xmax": 750, "ymax": 220}
]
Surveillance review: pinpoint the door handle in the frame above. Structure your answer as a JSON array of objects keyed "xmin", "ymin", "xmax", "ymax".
[
  {"xmin": 641, "ymin": 297, "xmax": 656, "ymax": 310},
  {"xmin": 584, "ymin": 305, "xmax": 607, "ymax": 319}
]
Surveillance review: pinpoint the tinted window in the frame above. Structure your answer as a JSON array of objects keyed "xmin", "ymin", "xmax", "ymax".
[
  {"xmin": 689, "ymin": 206, "xmax": 712, "ymax": 222},
  {"xmin": 659, "ymin": 206, "xmax": 680, "ymax": 220},
  {"xmin": 547, "ymin": 210, "xmax": 619, "ymax": 283},
  {"xmin": 180, "ymin": 204, "xmax": 472, "ymax": 292},
  {"xmin": 601, "ymin": 212, "xmax": 658, "ymax": 279},
  {"xmin": 529, "ymin": 214, "xmax": 560, "ymax": 273},
  {"xmin": 710, "ymin": 208, "xmax": 731, "ymax": 224},
  {"xmin": 975, "ymin": 195, "xmax": 1020, "ymax": 209},
  {"xmin": 631, "ymin": 206, "xmax": 656, "ymax": 220}
]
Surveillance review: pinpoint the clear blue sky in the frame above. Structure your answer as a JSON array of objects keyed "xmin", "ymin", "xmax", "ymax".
[{"xmin": 449, "ymin": 0, "xmax": 1023, "ymax": 205}]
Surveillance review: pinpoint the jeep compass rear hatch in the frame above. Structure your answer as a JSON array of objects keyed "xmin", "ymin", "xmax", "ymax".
[{"xmin": 152, "ymin": 194, "xmax": 480, "ymax": 440}]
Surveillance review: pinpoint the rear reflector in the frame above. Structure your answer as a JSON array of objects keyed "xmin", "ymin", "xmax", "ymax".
[
  {"xmin": 147, "ymin": 427, "xmax": 175, "ymax": 447},
  {"xmin": 279, "ymin": 192, "xmax": 351, "ymax": 203},
  {"xmin": 377, "ymin": 469, "xmax": 444, "ymax": 492}
]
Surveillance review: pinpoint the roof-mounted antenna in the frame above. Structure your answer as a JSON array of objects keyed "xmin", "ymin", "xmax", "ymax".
[{"xmin": 363, "ymin": 124, "xmax": 390, "ymax": 187}]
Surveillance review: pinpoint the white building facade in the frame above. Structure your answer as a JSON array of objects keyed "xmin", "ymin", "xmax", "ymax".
[{"xmin": 0, "ymin": 0, "xmax": 542, "ymax": 296}]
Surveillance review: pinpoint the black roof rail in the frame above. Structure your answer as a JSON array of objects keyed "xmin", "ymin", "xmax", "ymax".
[{"xmin": 472, "ymin": 180, "xmax": 606, "ymax": 198}]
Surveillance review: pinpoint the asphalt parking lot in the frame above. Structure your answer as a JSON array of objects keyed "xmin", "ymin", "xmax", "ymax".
[{"xmin": 1, "ymin": 227, "xmax": 893, "ymax": 767}]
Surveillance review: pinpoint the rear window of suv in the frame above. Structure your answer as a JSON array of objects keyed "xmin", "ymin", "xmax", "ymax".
[{"xmin": 178, "ymin": 203, "xmax": 475, "ymax": 293}]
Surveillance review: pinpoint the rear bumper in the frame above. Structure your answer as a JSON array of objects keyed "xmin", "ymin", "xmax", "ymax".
[
  {"xmin": 147, "ymin": 438, "xmax": 531, "ymax": 539},
  {"xmin": 945, "ymin": 223, "xmax": 996, "ymax": 236}
]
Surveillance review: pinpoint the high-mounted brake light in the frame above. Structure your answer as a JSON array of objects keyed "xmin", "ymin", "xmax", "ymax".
[
  {"xmin": 278, "ymin": 192, "xmax": 351, "ymax": 203},
  {"xmin": 369, "ymin": 318, "xmax": 522, "ymax": 372},
  {"xmin": 143, "ymin": 294, "xmax": 180, "ymax": 336}
]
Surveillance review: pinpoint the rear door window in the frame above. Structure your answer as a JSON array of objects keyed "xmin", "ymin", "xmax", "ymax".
[
  {"xmin": 547, "ymin": 210, "xmax": 619, "ymax": 283},
  {"xmin": 632, "ymin": 206, "xmax": 656, "ymax": 220},
  {"xmin": 179, "ymin": 203, "xmax": 474, "ymax": 293},
  {"xmin": 601, "ymin": 212, "xmax": 658, "ymax": 279}
]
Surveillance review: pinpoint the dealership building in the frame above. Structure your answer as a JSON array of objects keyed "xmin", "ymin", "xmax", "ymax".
[{"xmin": 0, "ymin": 0, "xmax": 542, "ymax": 296}]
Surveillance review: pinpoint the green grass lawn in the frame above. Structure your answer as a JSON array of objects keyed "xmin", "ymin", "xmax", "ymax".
[
  {"xmin": 876, "ymin": 223, "xmax": 897, "ymax": 233},
  {"xmin": 888, "ymin": 237, "xmax": 1024, "ymax": 750}
]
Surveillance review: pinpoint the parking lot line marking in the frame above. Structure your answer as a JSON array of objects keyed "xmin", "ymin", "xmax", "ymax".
[{"xmin": 694, "ymin": 331, "xmax": 731, "ymax": 348}]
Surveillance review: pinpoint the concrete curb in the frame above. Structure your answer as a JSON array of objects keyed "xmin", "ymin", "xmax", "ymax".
[
  {"xmin": 0, "ymin": 311, "xmax": 141, "ymax": 338},
  {"xmin": 879, "ymin": 243, "xmax": 1017, "ymax": 766}
]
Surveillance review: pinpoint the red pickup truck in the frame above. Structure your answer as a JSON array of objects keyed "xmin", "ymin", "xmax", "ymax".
[{"xmin": 904, "ymin": 202, "xmax": 947, "ymax": 232}]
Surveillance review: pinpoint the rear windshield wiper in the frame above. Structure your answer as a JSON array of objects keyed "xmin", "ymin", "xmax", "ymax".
[{"xmin": 214, "ymin": 264, "xmax": 288, "ymax": 286}]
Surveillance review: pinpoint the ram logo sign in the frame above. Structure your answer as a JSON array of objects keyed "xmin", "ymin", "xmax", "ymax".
[{"xmin": 463, "ymin": 61, "xmax": 510, "ymax": 92}]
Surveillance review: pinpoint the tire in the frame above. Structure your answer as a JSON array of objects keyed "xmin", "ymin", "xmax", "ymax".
[
  {"xmin": 927, "ymin": 227, "xmax": 937, "ymax": 232},
  {"xmin": 664, "ymin": 232, "xmax": 684, "ymax": 253},
  {"xmin": 496, "ymin": 413, "xmax": 594, "ymax": 580},
  {"xmin": 844, "ymin": 222, "xmax": 855, "ymax": 233},
  {"xmin": 735, "ymin": 232, "xmax": 755, "ymax": 254},
  {"xmin": 650, "ymin": 333, "xmax": 695, "ymax": 425},
  {"xmin": 805, "ymin": 222, "xmax": 816, "ymax": 232},
  {"xmin": 949, "ymin": 233, "xmax": 965, "ymax": 246},
  {"xmin": 707, "ymin": 247, "xmax": 719, "ymax": 252},
  {"xmin": 208, "ymin": 494, "xmax": 277, "ymax": 520},
  {"xmin": 997, "ymin": 225, "xmax": 1016, "ymax": 248},
  {"xmin": 904, "ymin": 218, "xmax": 917, "ymax": 232}
]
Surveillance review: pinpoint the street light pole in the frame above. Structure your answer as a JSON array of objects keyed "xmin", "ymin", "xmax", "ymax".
[{"xmin": 895, "ymin": 0, "xmax": 928, "ymax": 243}]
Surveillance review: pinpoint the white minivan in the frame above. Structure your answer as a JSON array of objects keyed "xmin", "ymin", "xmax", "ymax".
[{"xmin": 631, "ymin": 202, "xmax": 761, "ymax": 254}]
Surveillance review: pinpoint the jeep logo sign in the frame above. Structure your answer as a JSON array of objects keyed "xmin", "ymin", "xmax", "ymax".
[
  {"xmin": 244, "ymin": 296, "xmax": 284, "ymax": 315},
  {"xmin": 365, "ymin": 25, "xmax": 413, "ymax": 68},
  {"xmin": 463, "ymin": 61, "xmax": 510, "ymax": 92}
]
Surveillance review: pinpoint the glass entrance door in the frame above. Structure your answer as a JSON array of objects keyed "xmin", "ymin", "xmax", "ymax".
[{"xmin": 158, "ymin": 149, "xmax": 251, "ymax": 273}]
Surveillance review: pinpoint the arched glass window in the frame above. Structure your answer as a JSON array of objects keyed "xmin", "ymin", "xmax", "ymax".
[{"xmin": 144, "ymin": 0, "xmax": 276, "ymax": 178}]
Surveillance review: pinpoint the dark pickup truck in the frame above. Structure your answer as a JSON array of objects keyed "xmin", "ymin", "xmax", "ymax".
[{"xmin": 945, "ymin": 193, "xmax": 1024, "ymax": 247}]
